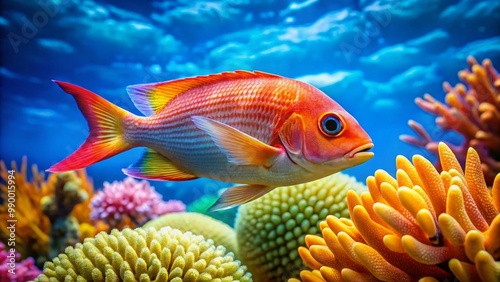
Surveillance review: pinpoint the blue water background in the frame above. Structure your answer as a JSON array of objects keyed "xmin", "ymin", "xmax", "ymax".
[{"xmin": 1, "ymin": 0, "xmax": 499, "ymax": 202}]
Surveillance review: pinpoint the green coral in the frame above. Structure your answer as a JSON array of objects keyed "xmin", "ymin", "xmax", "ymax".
[
  {"xmin": 144, "ymin": 212, "xmax": 238, "ymax": 256},
  {"xmin": 34, "ymin": 227, "xmax": 252, "ymax": 282},
  {"xmin": 235, "ymin": 172, "xmax": 367, "ymax": 281},
  {"xmin": 187, "ymin": 194, "xmax": 238, "ymax": 226}
]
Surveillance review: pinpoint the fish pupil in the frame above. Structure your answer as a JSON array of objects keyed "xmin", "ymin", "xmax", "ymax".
[
  {"xmin": 320, "ymin": 115, "xmax": 343, "ymax": 136},
  {"xmin": 325, "ymin": 118, "xmax": 339, "ymax": 132}
]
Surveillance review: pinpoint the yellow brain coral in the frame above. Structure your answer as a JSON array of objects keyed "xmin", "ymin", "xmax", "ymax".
[
  {"xmin": 235, "ymin": 172, "xmax": 367, "ymax": 281},
  {"xmin": 35, "ymin": 227, "xmax": 252, "ymax": 282},
  {"xmin": 144, "ymin": 212, "xmax": 238, "ymax": 256},
  {"xmin": 295, "ymin": 143, "xmax": 500, "ymax": 282}
]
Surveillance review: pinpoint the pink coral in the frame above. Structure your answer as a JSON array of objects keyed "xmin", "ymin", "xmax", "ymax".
[
  {"xmin": 0, "ymin": 242, "xmax": 41, "ymax": 282},
  {"xmin": 90, "ymin": 177, "xmax": 185, "ymax": 229}
]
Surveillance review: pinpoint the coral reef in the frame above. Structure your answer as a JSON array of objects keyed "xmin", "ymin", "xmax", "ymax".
[
  {"xmin": 41, "ymin": 171, "xmax": 88, "ymax": 260},
  {"xmin": 401, "ymin": 57, "xmax": 500, "ymax": 186},
  {"xmin": 235, "ymin": 172, "xmax": 367, "ymax": 281},
  {"xmin": 0, "ymin": 242, "xmax": 41, "ymax": 282},
  {"xmin": 0, "ymin": 158, "xmax": 97, "ymax": 268},
  {"xmin": 187, "ymin": 194, "xmax": 238, "ymax": 226},
  {"xmin": 0, "ymin": 158, "xmax": 51, "ymax": 263},
  {"xmin": 34, "ymin": 227, "xmax": 253, "ymax": 281},
  {"xmin": 295, "ymin": 143, "xmax": 500, "ymax": 281},
  {"xmin": 90, "ymin": 177, "xmax": 185, "ymax": 229},
  {"xmin": 144, "ymin": 212, "xmax": 238, "ymax": 256}
]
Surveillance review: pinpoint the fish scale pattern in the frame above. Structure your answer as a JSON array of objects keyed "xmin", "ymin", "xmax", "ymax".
[{"xmin": 149, "ymin": 77, "xmax": 300, "ymax": 145}]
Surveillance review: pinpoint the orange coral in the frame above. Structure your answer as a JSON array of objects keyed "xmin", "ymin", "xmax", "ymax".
[
  {"xmin": 401, "ymin": 57, "xmax": 500, "ymax": 186},
  {"xmin": 295, "ymin": 143, "xmax": 500, "ymax": 281},
  {"xmin": 0, "ymin": 158, "xmax": 102, "ymax": 265},
  {"xmin": 0, "ymin": 157, "xmax": 51, "ymax": 261}
]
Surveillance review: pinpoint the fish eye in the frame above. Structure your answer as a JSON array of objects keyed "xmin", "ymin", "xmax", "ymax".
[{"xmin": 319, "ymin": 113, "xmax": 344, "ymax": 137}]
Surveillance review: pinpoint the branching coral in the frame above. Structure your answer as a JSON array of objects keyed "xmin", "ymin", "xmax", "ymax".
[
  {"xmin": 401, "ymin": 56, "xmax": 500, "ymax": 186},
  {"xmin": 144, "ymin": 212, "xmax": 238, "ymax": 256},
  {"xmin": 0, "ymin": 242, "xmax": 41, "ymax": 282},
  {"xmin": 90, "ymin": 177, "xmax": 185, "ymax": 229},
  {"xmin": 34, "ymin": 227, "xmax": 253, "ymax": 281},
  {"xmin": 235, "ymin": 172, "xmax": 367, "ymax": 282},
  {"xmin": 0, "ymin": 158, "xmax": 99, "ymax": 267},
  {"xmin": 295, "ymin": 143, "xmax": 500, "ymax": 281}
]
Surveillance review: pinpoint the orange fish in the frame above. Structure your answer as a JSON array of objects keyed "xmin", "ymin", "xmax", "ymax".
[{"xmin": 48, "ymin": 71, "xmax": 373, "ymax": 210}]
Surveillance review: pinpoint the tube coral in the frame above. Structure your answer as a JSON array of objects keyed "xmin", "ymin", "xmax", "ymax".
[
  {"xmin": 295, "ymin": 143, "xmax": 500, "ymax": 281},
  {"xmin": 144, "ymin": 212, "xmax": 238, "ymax": 256},
  {"xmin": 235, "ymin": 172, "xmax": 367, "ymax": 281},
  {"xmin": 401, "ymin": 56, "xmax": 500, "ymax": 186},
  {"xmin": 34, "ymin": 227, "xmax": 252, "ymax": 281},
  {"xmin": 90, "ymin": 177, "xmax": 185, "ymax": 229}
]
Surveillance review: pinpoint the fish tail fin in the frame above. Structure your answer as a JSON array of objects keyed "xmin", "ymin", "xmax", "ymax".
[{"xmin": 47, "ymin": 81, "xmax": 133, "ymax": 172}]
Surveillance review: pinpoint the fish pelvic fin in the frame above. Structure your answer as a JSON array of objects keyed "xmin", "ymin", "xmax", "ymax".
[
  {"xmin": 208, "ymin": 184, "xmax": 276, "ymax": 211},
  {"xmin": 123, "ymin": 148, "xmax": 198, "ymax": 181},
  {"xmin": 47, "ymin": 81, "xmax": 133, "ymax": 172}
]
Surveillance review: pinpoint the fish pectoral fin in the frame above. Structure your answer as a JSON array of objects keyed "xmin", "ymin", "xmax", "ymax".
[
  {"xmin": 191, "ymin": 116, "xmax": 281, "ymax": 167},
  {"xmin": 122, "ymin": 148, "xmax": 197, "ymax": 181},
  {"xmin": 279, "ymin": 113, "xmax": 304, "ymax": 155},
  {"xmin": 208, "ymin": 184, "xmax": 276, "ymax": 211}
]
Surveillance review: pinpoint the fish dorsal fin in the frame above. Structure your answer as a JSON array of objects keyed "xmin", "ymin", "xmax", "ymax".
[
  {"xmin": 127, "ymin": 71, "xmax": 282, "ymax": 116},
  {"xmin": 122, "ymin": 148, "xmax": 197, "ymax": 181}
]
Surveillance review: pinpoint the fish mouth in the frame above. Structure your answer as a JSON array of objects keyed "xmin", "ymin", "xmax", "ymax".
[{"xmin": 345, "ymin": 143, "xmax": 374, "ymax": 160}]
